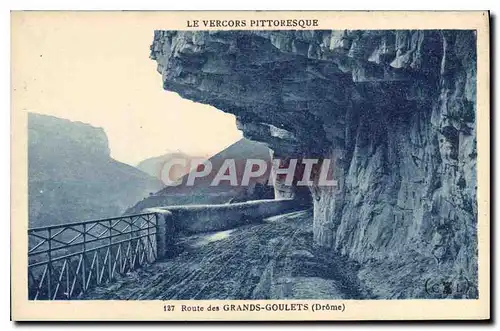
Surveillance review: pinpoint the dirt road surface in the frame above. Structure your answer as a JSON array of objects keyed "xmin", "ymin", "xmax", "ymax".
[{"xmin": 82, "ymin": 210, "xmax": 368, "ymax": 300}]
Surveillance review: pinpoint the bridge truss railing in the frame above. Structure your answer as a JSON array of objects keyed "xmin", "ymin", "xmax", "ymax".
[{"xmin": 27, "ymin": 212, "xmax": 158, "ymax": 300}]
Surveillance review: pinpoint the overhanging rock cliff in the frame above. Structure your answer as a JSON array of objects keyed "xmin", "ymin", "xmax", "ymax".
[{"xmin": 150, "ymin": 30, "xmax": 477, "ymax": 298}]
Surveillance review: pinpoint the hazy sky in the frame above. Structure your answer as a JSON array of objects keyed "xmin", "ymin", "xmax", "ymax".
[{"xmin": 12, "ymin": 13, "xmax": 243, "ymax": 166}]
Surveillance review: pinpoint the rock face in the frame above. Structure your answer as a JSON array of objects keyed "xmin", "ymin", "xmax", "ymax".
[
  {"xmin": 150, "ymin": 30, "xmax": 477, "ymax": 298},
  {"xmin": 28, "ymin": 113, "xmax": 164, "ymax": 227}
]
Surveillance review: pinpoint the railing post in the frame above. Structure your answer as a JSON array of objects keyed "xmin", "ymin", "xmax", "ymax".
[
  {"xmin": 130, "ymin": 217, "xmax": 134, "ymax": 269},
  {"xmin": 82, "ymin": 223, "xmax": 87, "ymax": 291},
  {"xmin": 147, "ymin": 216, "xmax": 151, "ymax": 262},
  {"xmin": 108, "ymin": 219, "xmax": 112, "ymax": 281},
  {"xmin": 47, "ymin": 228, "xmax": 52, "ymax": 300},
  {"xmin": 96, "ymin": 246, "xmax": 100, "ymax": 285},
  {"xmin": 149, "ymin": 210, "xmax": 174, "ymax": 260},
  {"xmin": 66, "ymin": 258, "xmax": 70, "ymax": 299}
]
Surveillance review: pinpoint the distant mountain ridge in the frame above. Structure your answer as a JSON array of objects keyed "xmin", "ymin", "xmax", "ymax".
[
  {"xmin": 136, "ymin": 152, "xmax": 206, "ymax": 185},
  {"xmin": 28, "ymin": 113, "xmax": 164, "ymax": 227},
  {"xmin": 127, "ymin": 138, "xmax": 274, "ymax": 213},
  {"xmin": 164, "ymin": 138, "xmax": 272, "ymax": 193}
]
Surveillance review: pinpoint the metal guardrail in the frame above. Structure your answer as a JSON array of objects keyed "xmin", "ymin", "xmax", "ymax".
[{"xmin": 28, "ymin": 213, "xmax": 159, "ymax": 300}]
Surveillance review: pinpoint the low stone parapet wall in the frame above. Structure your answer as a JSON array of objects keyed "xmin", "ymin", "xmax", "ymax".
[{"xmin": 144, "ymin": 199, "xmax": 310, "ymax": 258}]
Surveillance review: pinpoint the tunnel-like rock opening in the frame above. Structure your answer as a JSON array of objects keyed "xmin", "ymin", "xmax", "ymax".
[{"xmin": 150, "ymin": 30, "xmax": 478, "ymax": 298}]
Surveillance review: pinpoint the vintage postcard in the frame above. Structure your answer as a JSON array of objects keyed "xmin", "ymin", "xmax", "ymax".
[{"xmin": 11, "ymin": 11, "xmax": 490, "ymax": 321}]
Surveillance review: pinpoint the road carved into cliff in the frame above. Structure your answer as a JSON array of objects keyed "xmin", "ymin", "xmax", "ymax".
[{"xmin": 81, "ymin": 210, "xmax": 366, "ymax": 300}]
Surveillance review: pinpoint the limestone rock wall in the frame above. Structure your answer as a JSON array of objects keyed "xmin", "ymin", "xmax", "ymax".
[{"xmin": 150, "ymin": 30, "xmax": 477, "ymax": 297}]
